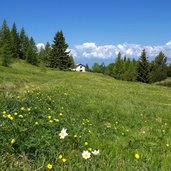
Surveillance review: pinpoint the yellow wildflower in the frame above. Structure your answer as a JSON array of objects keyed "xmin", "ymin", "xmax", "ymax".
[
  {"xmin": 58, "ymin": 155, "xmax": 63, "ymax": 159},
  {"xmin": 135, "ymin": 153, "xmax": 140, "ymax": 159},
  {"xmin": 47, "ymin": 163, "xmax": 53, "ymax": 170},
  {"xmin": 62, "ymin": 158, "xmax": 66, "ymax": 162},
  {"xmin": 166, "ymin": 143, "xmax": 169, "ymax": 147},
  {"xmin": 48, "ymin": 115, "xmax": 52, "ymax": 119},
  {"xmin": 84, "ymin": 142, "xmax": 88, "ymax": 146},
  {"xmin": 88, "ymin": 148, "xmax": 92, "ymax": 152},
  {"xmin": 2, "ymin": 111, "xmax": 6, "ymax": 115},
  {"xmin": 11, "ymin": 139, "xmax": 16, "ymax": 145},
  {"xmin": 49, "ymin": 120, "xmax": 53, "ymax": 123},
  {"xmin": 35, "ymin": 122, "xmax": 39, "ymax": 125},
  {"xmin": 27, "ymin": 108, "xmax": 31, "ymax": 112},
  {"xmin": 20, "ymin": 107, "xmax": 25, "ymax": 111},
  {"xmin": 18, "ymin": 115, "xmax": 24, "ymax": 118},
  {"xmin": 7, "ymin": 114, "xmax": 13, "ymax": 121},
  {"xmin": 14, "ymin": 112, "xmax": 18, "ymax": 116},
  {"xmin": 54, "ymin": 118, "xmax": 59, "ymax": 122},
  {"xmin": 59, "ymin": 113, "xmax": 63, "ymax": 116}
]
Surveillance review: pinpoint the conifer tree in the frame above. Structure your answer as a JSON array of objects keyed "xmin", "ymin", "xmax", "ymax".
[
  {"xmin": 11, "ymin": 22, "xmax": 20, "ymax": 58},
  {"xmin": 137, "ymin": 49, "xmax": 150, "ymax": 83},
  {"xmin": 26, "ymin": 37, "xmax": 38, "ymax": 65},
  {"xmin": 150, "ymin": 51, "xmax": 167, "ymax": 82},
  {"xmin": 0, "ymin": 20, "xmax": 12, "ymax": 66},
  {"xmin": 19, "ymin": 27, "xmax": 29, "ymax": 59},
  {"xmin": 113, "ymin": 52, "xmax": 124, "ymax": 79},
  {"xmin": 49, "ymin": 31, "xmax": 71, "ymax": 70}
]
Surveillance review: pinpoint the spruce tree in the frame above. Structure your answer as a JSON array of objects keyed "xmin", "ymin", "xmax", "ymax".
[
  {"xmin": 49, "ymin": 31, "xmax": 70, "ymax": 70},
  {"xmin": 137, "ymin": 49, "xmax": 150, "ymax": 83},
  {"xmin": 150, "ymin": 51, "xmax": 167, "ymax": 82},
  {"xmin": 19, "ymin": 27, "xmax": 29, "ymax": 59},
  {"xmin": 0, "ymin": 20, "xmax": 12, "ymax": 66},
  {"xmin": 26, "ymin": 37, "xmax": 38, "ymax": 65},
  {"xmin": 113, "ymin": 52, "xmax": 124, "ymax": 79},
  {"xmin": 11, "ymin": 23, "xmax": 20, "ymax": 58}
]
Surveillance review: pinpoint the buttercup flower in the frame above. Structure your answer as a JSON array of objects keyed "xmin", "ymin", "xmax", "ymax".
[
  {"xmin": 62, "ymin": 158, "xmax": 66, "ymax": 162},
  {"xmin": 59, "ymin": 128, "xmax": 68, "ymax": 139},
  {"xmin": 47, "ymin": 163, "xmax": 53, "ymax": 170},
  {"xmin": 84, "ymin": 142, "xmax": 88, "ymax": 146},
  {"xmin": 82, "ymin": 150, "xmax": 91, "ymax": 159},
  {"xmin": 11, "ymin": 139, "xmax": 16, "ymax": 144},
  {"xmin": 58, "ymin": 155, "xmax": 63, "ymax": 159},
  {"xmin": 20, "ymin": 107, "xmax": 25, "ymax": 111},
  {"xmin": 135, "ymin": 153, "xmax": 140, "ymax": 159}
]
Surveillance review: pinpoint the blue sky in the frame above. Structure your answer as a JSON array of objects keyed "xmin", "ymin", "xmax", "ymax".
[{"xmin": 1, "ymin": 0, "xmax": 171, "ymax": 64}]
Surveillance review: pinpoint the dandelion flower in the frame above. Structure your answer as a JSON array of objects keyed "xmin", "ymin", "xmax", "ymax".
[
  {"xmin": 11, "ymin": 139, "xmax": 16, "ymax": 144},
  {"xmin": 59, "ymin": 128, "xmax": 68, "ymax": 139},
  {"xmin": 27, "ymin": 108, "xmax": 31, "ymax": 111},
  {"xmin": 59, "ymin": 113, "xmax": 63, "ymax": 116},
  {"xmin": 47, "ymin": 163, "xmax": 53, "ymax": 170},
  {"xmin": 48, "ymin": 115, "xmax": 52, "ymax": 119},
  {"xmin": 92, "ymin": 150, "xmax": 100, "ymax": 155},
  {"xmin": 135, "ymin": 153, "xmax": 140, "ymax": 159},
  {"xmin": 49, "ymin": 120, "xmax": 53, "ymax": 123},
  {"xmin": 82, "ymin": 150, "xmax": 91, "ymax": 159}
]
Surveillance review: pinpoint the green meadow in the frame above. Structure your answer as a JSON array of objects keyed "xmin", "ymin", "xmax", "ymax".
[{"xmin": 0, "ymin": 60, "xmax": 171, "ymax": 170}]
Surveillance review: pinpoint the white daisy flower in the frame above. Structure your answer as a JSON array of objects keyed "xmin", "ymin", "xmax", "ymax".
[
  {"xmin": 59, "ymin": 128, "xmax": 68, "ymax": 139},
  {"xmin": 92, "ymin": 150, "xmax": 100, "ymax": 155},
  {"xmin": 82, "ymin": 150, "xmax": 91, "ymax": 159}
]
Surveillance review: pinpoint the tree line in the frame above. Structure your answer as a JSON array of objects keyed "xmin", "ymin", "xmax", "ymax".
[
  {"xmin": 0, "ymin": 20, "xmax": 74, "ymax": 69},
  {"xmin": 91, "ymin": 50, "xmax": 171, "ymax": 83}
]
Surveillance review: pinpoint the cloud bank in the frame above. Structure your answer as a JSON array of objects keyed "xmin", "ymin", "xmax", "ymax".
[
  {"xmin": 36, "ymin": 41, "xmax": 171, "ymax": 63},
  {"xmin": 70, "ymin": 41, "xmax": 171, "ymax": 60}
]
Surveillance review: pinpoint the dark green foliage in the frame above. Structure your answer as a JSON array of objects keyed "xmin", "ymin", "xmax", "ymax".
[
  {"xmin": 26, "ymin": 37, "xmax": 38, "ymax": 65},
  {"xmin": 68, "ymin": 54, "xmax": 75, "ymax": 68},
  {"xmin": 104, "ymin": 63, "xmax": 115, "ymax": 76},
  {"xmin": 137, "ymin": 49, "xmax": 150, "ymax": 83},
  {"xmin": 19, "ymin": 27, "xmax": 29, "ymax": 59},
  {"xmin": 11, "ymin": 23, "xmax": 20, "ymax": 58},
  {"xmin": 92, "ymin": 63, "xmax": 100, "ymax": 73},
  {"xmin": 0, "ymin": 20, "xmax": 12, "ymax": 66},
  {"xmin": 167, "ymin": 64, "xmax": 171, "ymax": 77},
  {"xmin": 49, "ymin": 31, "xmax": 72, "ymax": 70},
  {"xmin": 0, "ymin": 42, "xmax": 12, "ymax": 67},
  {"xmin": 113, "ymin": 52, "xmax": 124, "ymax": 79},
  {"xmin": 150, "ymin": 51, "xmax": 168, "ymax": 82},
  {"xmin": 85, "ymin": 64, "xmax": 90, "ymax": 72}
]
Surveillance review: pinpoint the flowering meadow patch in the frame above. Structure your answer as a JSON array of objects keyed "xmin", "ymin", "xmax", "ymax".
[{"xmin": 0, "ymin": 66, "xmax": 171, "ymax": 170}]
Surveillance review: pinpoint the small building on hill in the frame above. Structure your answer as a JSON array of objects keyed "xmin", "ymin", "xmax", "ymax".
[{"xmin": 74, "ymin": 64, "xmax": 86, "ymax": 72}]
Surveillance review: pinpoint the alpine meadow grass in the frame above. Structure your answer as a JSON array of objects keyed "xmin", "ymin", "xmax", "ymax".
[{"xmin": 0, "ymin": 60, "xmax": 171, "ymax": 170}]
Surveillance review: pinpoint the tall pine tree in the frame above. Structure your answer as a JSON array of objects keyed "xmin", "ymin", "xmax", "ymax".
[
  {"xmin": 26, "ymin": 37, "xmax": 38, "ymax": 65},
  {"xmin": 49, "ymin": 31, "xmax": 71, "ymax": 70},
  {"xmin": 0, "ymin": 20, "xmax": 12, "ymax": 66},
  {"xmin": 137, "ymin": 49, "xmax": 150, "ymax": 83},
  {"xmin": 19, "ymin": 27, "xmax": 29, "ymax": 59},
  {"xmin": 11, "ymin": 22, "xmax": 20, "ymax": 58}
]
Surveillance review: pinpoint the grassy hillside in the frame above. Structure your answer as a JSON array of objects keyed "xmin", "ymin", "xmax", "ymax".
[{"xmin": 0, "ymin": 60, "xmax": 171, "ymax": 170}]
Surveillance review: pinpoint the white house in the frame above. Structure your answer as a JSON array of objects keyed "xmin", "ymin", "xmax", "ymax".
[{"xmin": 75, "ymin": 64, "xmax": 86, "ymax": 72}]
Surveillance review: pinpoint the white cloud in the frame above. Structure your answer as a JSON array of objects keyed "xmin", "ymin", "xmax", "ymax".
[
  {"xmin": 70, "ymin": 41, "xmax": 171, "ymax": 60},
  {"xmin": 36, "ymin": 43, "xmax": 45, "ymax": 51}
]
